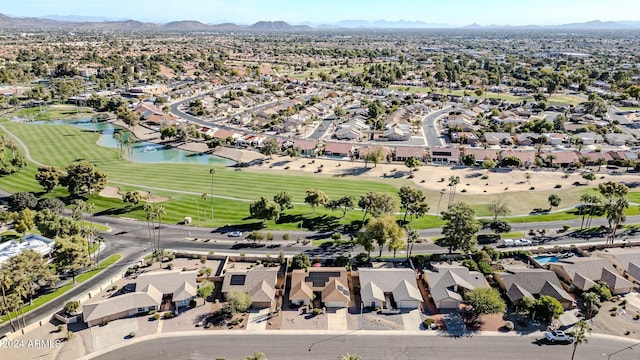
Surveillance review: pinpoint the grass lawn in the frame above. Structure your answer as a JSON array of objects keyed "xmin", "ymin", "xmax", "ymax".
[
  {"xmin": 1, "ymin": 120, "xmax": 638, "ymax": 230},
  {"xmin": 499, "ymin": 231, "xmax": 524, "ymax": 239},
  {"xmin": 6, "ymin": 106, "xmax": 94, "ymax": 121},
  {"xmin": 0, "ymin": 254, "xmax": 121, "ymax": 324}
]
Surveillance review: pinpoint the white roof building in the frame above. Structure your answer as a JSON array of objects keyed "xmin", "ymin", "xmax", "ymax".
[{"xmin": 0, "ymin": 234, "xmax": 54, "ymax": 265}]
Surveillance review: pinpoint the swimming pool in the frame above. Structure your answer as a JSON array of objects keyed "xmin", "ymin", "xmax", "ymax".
[{"xmin": 534, "ymin": 255, "xmax": 559, "ymax": 264}]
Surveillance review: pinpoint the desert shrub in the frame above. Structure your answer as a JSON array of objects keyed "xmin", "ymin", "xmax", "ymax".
[
  {"xmin": 312, "ymin": 308, "xmax": 322, "ymax": 316},
  {"xmin": 423, "ymin": 318, "xmax": 435, "ymax": 327},
  {"xmin": 554, "ymin": 184, "xmax": 562, "ymax": 188},
  {"xmin": 153, "ymin": 313, "xmax": 161, "ymax": 320},
  {"xmin": 148, "ymin": 309, "xmax": 157, "ymax": 315},
  {"xmin": 478, "ymin": 261, "xmax": 493, "ymax": 275},
  {"xmin": 128, "ymin": 331, "xmax": 136, "ymax": 338},
  {"xmin": 504, "ymin": 321, "xmax": 514, "ymax": 331},
  {"xmin": 355, "ymin": 252, "xmax": 371, "ymax": 266},
  {"xmin": 64, "ymin": 301, "xmax": 80, "ymax": 314},
  {"xmin": 145, "ymin": 259, "xmax": 154, "ymax": 267},
  {"xmin": 163, "ymin": 312, "xmax": 175, "ymax": 319},
  {"xmin": 462, "ymin": 259, "xmax": 479, "ymax": 272},
  {"xmin": 610, "ymin": 306, "xmax": 618, "ymax": 312}
]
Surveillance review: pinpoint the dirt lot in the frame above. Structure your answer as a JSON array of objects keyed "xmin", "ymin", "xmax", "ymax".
[
  {"xmin": 278, "ymin": 307, "xmax": 328, "ymax": 331},
  {"xmin": 588, "ymin": 293, "xmax": 640, "ymax": 340}
]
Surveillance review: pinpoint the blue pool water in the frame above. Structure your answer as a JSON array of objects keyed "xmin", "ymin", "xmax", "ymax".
[
  {"xmin": 534, "ymin": 255, "xmax": 559, "ymax": 264},
  {"xmin": 28, "ymin": 118, "xmax": 234, "ymax": 166}
]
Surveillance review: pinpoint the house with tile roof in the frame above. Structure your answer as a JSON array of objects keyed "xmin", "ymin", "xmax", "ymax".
[
  {"xmin": 290, "ymin": 268, "xmax": 350, "ymax": 308},
  {"xmin": 358, "ymin": 269, "xmax": 422, "ymax": 310},
  {"xmin": 548, "ymin": 257, "xmax": 635, "ymax": 295},
  {"xmin": 221, "ymin": 267, "xmax": 278, "ymax": 309},
  {"xmin": 323, "ymin": 142, "xmax": 356, "ymax": 158},
  {"xmin": 393, "ymin": 146, "xmax": 427, "ymax": 162},
  {"xmin": 423, "ymin": 264, "xmax": 489, "ymax": 309},
  {"xmin": 494, "ymin": 266, "xmax": 574, "ymax": 309},
  {"xmin": 82, "ymin": 270, "xmax": 197, "ymax": 327}
]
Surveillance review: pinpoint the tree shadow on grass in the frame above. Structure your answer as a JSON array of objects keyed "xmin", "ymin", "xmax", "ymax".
[
  {"xmin": 215, "ymin": 222, "xmax": 265, "ymax": 232},
  {"xmin": 95, "ymin": 206, "xmax": 134, "ymax": 217},
  {"xmin": 276, "ymin": 214, "xmax": 305, "ymax": 225},
  {"xmin": 302, "ymin": 214, "xmax": 340, "ymax": 232}
]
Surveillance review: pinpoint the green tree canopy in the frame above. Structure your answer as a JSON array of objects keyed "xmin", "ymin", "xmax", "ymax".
[
  {"xmin": 291, "ymin": 253, "xmax": 311, "ymax": 270},
  {"xmin": 273, "ymin": 191, "xmax": 293, "ymax": 211},
  {"xmin": 534, "ymin": 295, "xmax": 564, "ymax": 323},
  {"xmin": 304, "ymin": 189, "xmax": 328, "ymax": 214},
  {"xmin": 547, "ymin": 194, "xmax": 561, "ymax": 210},
  {"xmin": 197, "ymin": 281, "xmax": 215, "ymax": 299},
  {"xmin": 463, "ymin": 288, "xmax": 506, "ymax": 319},
  {"xmin": 8, "ymin": 192, "xmax": 37, "ymax": 212},
  {"xmin": 62, "ymin": 161, "xmax": 108, "ymax": 196},
  {"xmin": 249, "ymin": 196, "xmax": 281, "ymax": 224},
  {"xmin": 53, "ymin": 236, "xmax": 91, "ymax": 284},
  {"xmin": 358, "ymin": 191, "xmax": 398, "ymax": 222},
  {"xmin": 325, "ymin": 196, "xmax": 355, "ymax": 218},
  {"xmin": 398, "ymin": 186, "xmax": 429, "ymax": 223},
  {"xmin": 260, "ymin": 137, "xmax": 281, "ymax": 159},
  {"xmin": 362, "ymin": 215, "xmax": 405, "ymax": 257},
  {"xmin": 35, "ymin": 166, "xmax": 64, "ymax": 193},
  {"xmin": 226, "ymin": 291, "xmax": 251, "ymax": 313},
  {"xmin": 438, "ymin": 202, "xmax": 480, "ymax": 254}
]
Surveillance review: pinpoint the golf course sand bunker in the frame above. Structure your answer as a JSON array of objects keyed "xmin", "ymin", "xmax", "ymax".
[{"xmin": 99, "ymin": 186, "xmax": 170, "ymax": 203}]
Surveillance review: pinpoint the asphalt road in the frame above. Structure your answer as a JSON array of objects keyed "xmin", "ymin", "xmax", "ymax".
[
  {"xmin": 608, "ymin": 105, "xmax": 640, "ymax": 138},
  {"xmin": 422, "ymin": 106, "xmax": 452, "ymax": 147},
  {"xmin": 89, "ymin": 333, "xmax": 640, "ymax": 360}
]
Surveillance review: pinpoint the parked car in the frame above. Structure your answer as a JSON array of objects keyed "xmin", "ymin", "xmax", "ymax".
[
  {"xmin": 503, "ymin": 239, "xmax": 515, "ymax": 247},
  {"xmin": 545, "ymin": 330, "xmax": 574, "ymax": 343},
  {"xmin": 518, "ymin": 238, "xmax": 532, "ymax": 246},
  {"xmin": 228, "ymin": 231, "xmax": 243, "ymax": 237}
]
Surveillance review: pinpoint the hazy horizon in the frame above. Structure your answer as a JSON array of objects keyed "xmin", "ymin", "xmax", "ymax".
[{"xmin": 2, "ymin": 0, "xmax": 640, "ymax": 26}]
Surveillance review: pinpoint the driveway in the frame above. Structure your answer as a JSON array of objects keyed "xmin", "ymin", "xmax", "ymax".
[
  {"xmin": 401, "ymin": 309, "xmax": 423, "ymax": 331},
  {"xmin": 442, "ymin": 310, "xmax": 466, "ymax": 336}
]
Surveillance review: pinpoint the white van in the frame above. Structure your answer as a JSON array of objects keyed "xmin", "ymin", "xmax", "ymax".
[{"xmin": 503, "ymin": 239, "xmax": 515, "ymax": 247}]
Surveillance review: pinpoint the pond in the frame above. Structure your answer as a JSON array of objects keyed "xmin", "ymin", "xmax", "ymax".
[{"xmin": 28, "ymin": 118, "xmax": 234, "ymax": 166}]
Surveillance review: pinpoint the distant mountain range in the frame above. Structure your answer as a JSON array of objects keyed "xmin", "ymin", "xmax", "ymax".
[{"xmin": 0, "ymin": 13, "xmax": 639, "ymax": 31}]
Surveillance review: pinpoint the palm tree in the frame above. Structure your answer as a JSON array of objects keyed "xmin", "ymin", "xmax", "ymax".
[
  {"xmin": 447, "ymin": 175, "xmax": 460, "ymax": 207},
  {"xmin": 154, "ymin": 205, "xmax": 166, "ymax": 254},
  {"xmin": 125, "ymin": 137, "xmax": 135, "ymax": 160},
  {"xmin": 406, "ymin": 226, "xmax": 419, "ymax": 259},
  {"xmin": 596, "ymin": 157, "xmax": 607, "ymax": 172},
  {"xmin": 570, "ymin": 320, "xmax": 590, "ymax": 360},
  {"xmin": 209, "ymin": 168, "xmax": 216, "ymax": 221},
  {"xmin": 201, "ymin": 193, "xmax": 208, "ymax": 220},
  {"xmin": 113, "ymin": 131, "xmax": 124, "ymax": 158},
  {"xmin": 578, "ymin": 194, "xmax": 591, "ymax": 229},
  {"xmin": 143, "ymin": 202, "xmax": 157, "ymax": 253}
]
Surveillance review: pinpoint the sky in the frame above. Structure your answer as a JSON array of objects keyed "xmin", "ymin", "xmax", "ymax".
[{"xmin": 2, "ymin": 0, "xmax": 640, "ymax": 26}]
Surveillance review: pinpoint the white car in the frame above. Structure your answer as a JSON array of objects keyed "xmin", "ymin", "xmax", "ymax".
[
  {"xmin": 228, "ymin": 231, "xmax": 243, "ymax": 237},
  {"xmin": 519, "ymin": 238, "xmax": 532, "ymax": 246},
  {"xmin": 545, "ymin": 330, "xmax": 574, "ymax": 343}
]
